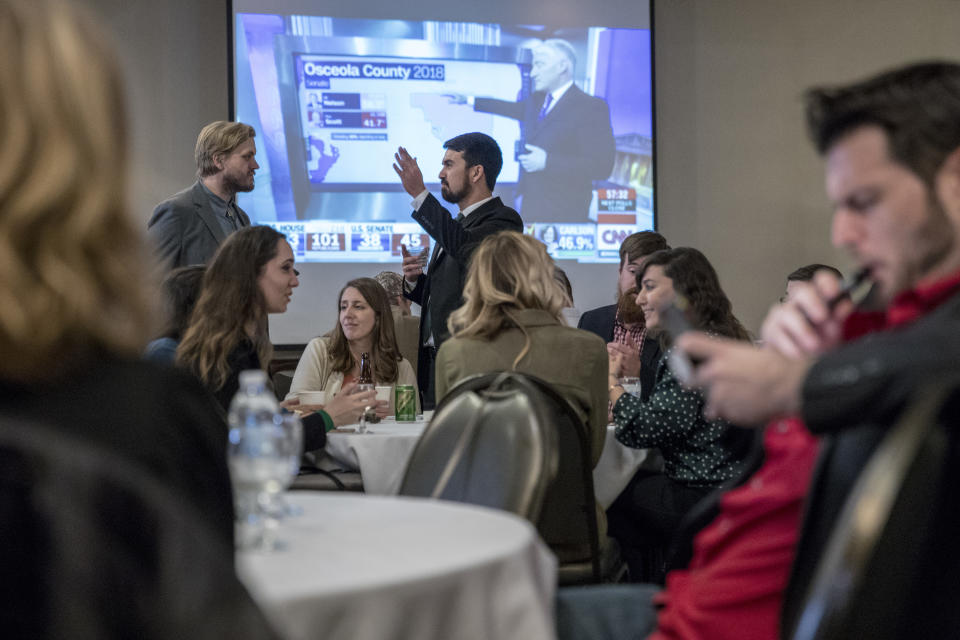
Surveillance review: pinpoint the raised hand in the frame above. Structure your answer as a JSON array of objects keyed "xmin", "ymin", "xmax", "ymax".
[{"xmin": 392, "ymin": 146, "xmax": 426, "ymax": 197}]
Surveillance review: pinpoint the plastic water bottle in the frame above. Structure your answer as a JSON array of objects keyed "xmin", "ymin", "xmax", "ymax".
[
  {"xmin": 228, "ymin": 369, "xmax": 280, "ymax": 433},
  {"xmin": 227, "ymin": 370, "xmax": 286, "ymax": 549},
  {"xmin": 227, "ymin": 370, "xmax": 285, "ymax": 495}
]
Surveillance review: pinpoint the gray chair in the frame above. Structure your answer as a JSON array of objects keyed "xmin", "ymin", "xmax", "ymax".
[
  {"xmin": 784, "ymin": 381, "xmax": 960, "ymax": 640},
  {"xmin": 403, "ymin": 371, "xmax": 626, "ymax": 584},
  {"xmin": 399, "ymin": 372, "xmax": 558, "ymax": 523},
  {"xmin": 271, "ymin": 370, "xmax": 295, "ymax": 403}
]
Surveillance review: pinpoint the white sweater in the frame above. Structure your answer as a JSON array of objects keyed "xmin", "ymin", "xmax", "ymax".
[{"xmin": 286, "ymin": 337, "xmax": 419, "ymax": 412}]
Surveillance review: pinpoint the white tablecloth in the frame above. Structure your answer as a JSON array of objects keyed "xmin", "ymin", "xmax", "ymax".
[
  {"xmin": 326, "ymin": 420, "xmax": 660, "ymax": 505},
  {"xmin": 593, "ymin": 425, "xmax": 662, "ymax": 509},
  {"xmin": 237, "ymin": 493, "xmax": 557, "ymax": 640},
  {"xmin": 325, "ymin": 419, "xmax": 427, "ymax": 494}
]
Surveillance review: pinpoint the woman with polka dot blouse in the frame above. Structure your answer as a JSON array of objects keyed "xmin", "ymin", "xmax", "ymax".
[{"xmin": 606, "ymin": 247, "xmax": 755, "ymax": 581}]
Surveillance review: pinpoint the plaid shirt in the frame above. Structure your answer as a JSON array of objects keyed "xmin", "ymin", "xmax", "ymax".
[
  {"xmin": 612, "ymin": 310, "xmax": 646, "ymax": 357},
  {"xmin": 608, "ymin": 310, "xmax": 647, "ymax": 417}
]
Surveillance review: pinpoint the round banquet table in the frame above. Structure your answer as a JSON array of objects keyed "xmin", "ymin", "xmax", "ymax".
[
  {"xmin": 326, "ymin": 420, "xmax": 660, "ymax": 506},
  {"xmin": 236, "ymin": 492, "xmax": 557, "ymax": 640},
  {"xmin": 324, "ymin": 419, "xmax": 428, "ymax": 494}
]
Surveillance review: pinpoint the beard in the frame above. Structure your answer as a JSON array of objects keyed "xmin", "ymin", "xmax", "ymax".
[
  {"xmin": 441, "ymin": 180, "xmax": 469, "ymax": 204},
  {"xmin": 875, "ymin": 191, "xmax": 956, "ymax": 306},
  {"xmin": 224, "ymin": 170, "xmax": 255, "ymax": 194},
  {"xmin": 617, "ymin": 287, "xmax": 646, "ymax": 326}
]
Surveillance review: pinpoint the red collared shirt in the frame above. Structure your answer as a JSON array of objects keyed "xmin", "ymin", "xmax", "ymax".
[{"xmin": 650, "ymin": 268, "xmax": 960, "ymax": 640}]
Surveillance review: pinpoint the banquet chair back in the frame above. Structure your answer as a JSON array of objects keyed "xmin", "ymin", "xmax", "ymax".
[
  {"xmin": 399, "ymin": 372, "xmax": 558, "ymax": 522},
  {"xmin": 0, "ymin": 417, "xmax": 279, "ymax": 640},
  {"xmin": 410, "ymin": 371, "xmax": 623, "ymax": 584},
  {"xmin": 783, "ymin": 380, "xmax": 960, "ymax": 640},
  {"xmin": 271, "ymin": 370, "xmax": 295, "ymax": 403}
]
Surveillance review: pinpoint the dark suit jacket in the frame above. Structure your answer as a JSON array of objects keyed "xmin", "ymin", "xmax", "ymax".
[
  {"xmin": 475, "ymin": 85, "xmax": 615, "ymax": 222},
  {"xmin": 781, "ymin": 287, "xmax": 960, "ymax": 638},
  {"xmin": 577, "ymin": 303, "xmax": 661, "ymax": 402},
  {"xmin": 147, "ymin": 181, "xmax": 250, "ymax": 270},
  {"xmin": 404, "ymin": 194, "xmax": 523, "ymax": 394}
]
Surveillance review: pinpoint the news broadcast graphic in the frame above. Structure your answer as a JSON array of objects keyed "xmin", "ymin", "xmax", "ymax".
[{"xmin": 234, "ymin": 9, "xmax": 653, "ymax": 263}]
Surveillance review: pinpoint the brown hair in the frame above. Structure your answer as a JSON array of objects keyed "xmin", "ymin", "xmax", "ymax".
[
  {"xmin": 0, "ymin": 0, "xmax": 154, "ymax": 381},
  {"xmin": 195, "ymin": 121, "xmax": 256, "ymax": 178},
  {"xmin": 619, "ymin": 231, "xmax": 670, "ymax": 269},
  {"xmin": 639, "ymin": 247, "xmax": 751, "ymax": 343},
  {"xmin": 177, "ymin": 226, "xmax": 285, "ymax": 391},
  {"xmin": 806, "ymin": 62, "xmax": 960, "ymax": 189},
  {"xmin": 326, "ymin": 278, "xmax": 402, "ymax": 383}
]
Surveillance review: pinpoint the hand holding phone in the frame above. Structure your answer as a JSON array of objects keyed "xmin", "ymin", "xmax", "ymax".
[{"xmin": 660, "ymin": 296, "xmax": 700, "ymax": 384}]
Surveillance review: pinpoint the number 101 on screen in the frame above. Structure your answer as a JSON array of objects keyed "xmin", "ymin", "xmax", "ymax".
[{"xmin": 307, "ymin": 232, "xmax": 345, "ymax": 251}]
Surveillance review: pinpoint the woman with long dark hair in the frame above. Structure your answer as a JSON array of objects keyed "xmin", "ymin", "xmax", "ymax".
[
  {"xmin": 606, "ymin": 247, "xmax": 753, "ymax": 580},
  {"xmin": 177, "ymin": 226, "xmax": 293, "ymax": 407},
  {"xmin": 288, "ymin": 277, "xmax": 418, "ymax": 415},
  {"xmin": 178, "ymin": 227, "xmax": 377, "ymax": 436}
]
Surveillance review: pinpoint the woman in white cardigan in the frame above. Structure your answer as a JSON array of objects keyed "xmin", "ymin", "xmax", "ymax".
[{"xmin": 287, "ymin": 277, "xmax": 419, "ymax": 415}]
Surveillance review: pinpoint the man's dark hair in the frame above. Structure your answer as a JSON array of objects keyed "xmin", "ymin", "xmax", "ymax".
[
  {"xmin": 806, "ymin": 61, "xmax": 960, "ymax": 187},
  {"xmin": 787, "ymin": 263, "xmax": 843, "ymax": 283},
  {"xmin": 619, "ymin": 231, "xmax": 670, "ymax": 268},
  {"xmin": 443, "ymin": 132, "xmax": 503, "ymax": 191}
]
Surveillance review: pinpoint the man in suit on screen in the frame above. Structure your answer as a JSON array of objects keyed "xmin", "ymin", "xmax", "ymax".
[
  {"xmin": 455, "ymin": 39, "xmax": 616, "ymax": 223},
  {"xmin": 148, "ymin": 121, "xmax": 257, "ymax": 270},
  {"xmin": 393, "ymin": 132, "xmax": 523, "ymax": 409}
]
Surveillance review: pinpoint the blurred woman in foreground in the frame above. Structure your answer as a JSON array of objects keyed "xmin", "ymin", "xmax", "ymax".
[
  {"xmin": 0, "ymin": 0, "xmax": 236, "ymax": 540},
  {"xmin": 178, "ymin": 227, "xmax": 377, "ymax": 439}
]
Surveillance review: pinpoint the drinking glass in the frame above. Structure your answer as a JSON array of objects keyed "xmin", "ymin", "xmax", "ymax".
[
  {"xmin": 278, "ymin": 413, "xmax": 304, "ymax": 517},
  {"xmin": 619, "ymin": 376, "xmax": 642, "ymax": 399},
  {"xmin": 355, "ymin": 383, "xmax": 375, "ymax": 433}
]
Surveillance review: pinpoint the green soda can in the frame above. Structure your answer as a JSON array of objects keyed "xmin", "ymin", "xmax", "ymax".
[{"xmin": 395, "ymin": 385, "xmax": 416, "ymax": 421}]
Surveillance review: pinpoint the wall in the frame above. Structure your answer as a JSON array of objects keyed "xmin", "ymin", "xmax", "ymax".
[
  {"xmin": 655, "ymin": 0, "xmax": 960, "ymax": 330},
  {"xmin": 82, "ymin": 0, "xmax": 960, "ymax": 339}
]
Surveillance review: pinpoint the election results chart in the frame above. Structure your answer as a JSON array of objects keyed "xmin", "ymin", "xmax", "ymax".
[{"xmin": 295, "ymin": 54, "xmax": 522, "ymax": 186}]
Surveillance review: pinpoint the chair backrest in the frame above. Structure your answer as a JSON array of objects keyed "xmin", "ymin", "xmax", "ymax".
[
  {"xmin": 399, "ymin": 372, "xmax": 558, "ymax": 522},
  {"xmin": 784, "ymin": 380, "xmax": 960, "ymax": 640},
  {"xmin": 271, "ymin": 369, "xmax": 295, "ymax": 402},
  {"xmin": 403, "ymin": 371, "xmax": 603, "ymax": 575},
  {"xmin": 0, "ymin": 417, "xmax": 279, "ymax": 640}
]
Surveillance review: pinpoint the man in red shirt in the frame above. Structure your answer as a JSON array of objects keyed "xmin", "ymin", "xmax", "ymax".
[{"xmin": 557, "ymin": 62, "xmax": 960, "ymax": 640}]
